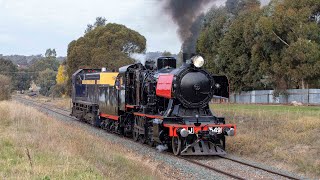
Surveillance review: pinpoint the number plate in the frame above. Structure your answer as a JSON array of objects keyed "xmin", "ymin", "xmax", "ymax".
[{"xmin": 209, "ymin": 127, "xmax": 223, "ymax": 134}]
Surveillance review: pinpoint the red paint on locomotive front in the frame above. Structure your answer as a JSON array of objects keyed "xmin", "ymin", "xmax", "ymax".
[{"xmin": 156, "ymin": 74, "xmax": 174, "ymax": 99}]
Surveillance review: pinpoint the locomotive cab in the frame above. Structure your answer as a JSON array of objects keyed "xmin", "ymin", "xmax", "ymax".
[{"xmin": 157, "ymin": 57, "xmax": 176, "ymax": 69}]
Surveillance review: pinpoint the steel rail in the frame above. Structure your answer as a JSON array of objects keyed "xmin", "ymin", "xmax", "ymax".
[
  {"xmin": 179, "ymin": 156, "xmax": 245, "ymax": 180},
  {"xmin": 15, "ymin": 96, "xmax": 71, "ymax": 112},
  {"xmin": 218, "ymin": 155, "xmax": 300, "ymax": 180},
  {"xmin": 14, "ymin": 96, "xmax": 73, "ymax": 119}
]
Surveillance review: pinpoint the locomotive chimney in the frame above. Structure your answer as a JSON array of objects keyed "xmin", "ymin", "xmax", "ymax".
[{"xmin": 182, "ymin": 52, "xmax": 196, "ymax": 63}]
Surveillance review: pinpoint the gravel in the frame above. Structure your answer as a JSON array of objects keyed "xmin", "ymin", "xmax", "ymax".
[{"xmin": 192, "ymin": 156, "xmax": 304, "ymax": 180}]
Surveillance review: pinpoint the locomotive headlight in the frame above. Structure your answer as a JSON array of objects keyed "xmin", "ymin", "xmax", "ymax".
[
  {"xmin": 226, "ymin": 128, "xmax": 235, "ymax": 136},
  {"xmin": 192, "ymin": 56, "xmax": 205, "ymax": 68}
]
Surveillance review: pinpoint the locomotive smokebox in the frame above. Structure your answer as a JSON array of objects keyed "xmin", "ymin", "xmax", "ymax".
[{"xmin": 182, "ymin": 53, "xmax": 195, "ymax": 62}]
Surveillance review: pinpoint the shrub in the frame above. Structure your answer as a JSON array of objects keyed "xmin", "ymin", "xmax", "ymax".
[
  {"xmin": 0, "ymin": 75, "xmax": 11, "ymax": 101},
  {"xmin": 51, "ymin": 83, "xmax": 68, "ymax": 98}
]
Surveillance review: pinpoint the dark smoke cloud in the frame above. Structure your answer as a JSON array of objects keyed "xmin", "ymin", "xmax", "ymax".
[
  {"xmin": 183, "ymin": 14, "xmax": 205, "ymax": 54},
  {"xmin": 161, "ymin": 0, "xmax": 212, "ymax": 53}
]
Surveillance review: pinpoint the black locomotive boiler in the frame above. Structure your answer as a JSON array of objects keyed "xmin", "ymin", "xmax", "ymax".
[{"xmin": 71, "ymin": 55, "xmax": 236, "ymax": 155}]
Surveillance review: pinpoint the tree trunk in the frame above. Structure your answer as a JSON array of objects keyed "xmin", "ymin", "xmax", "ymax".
[{"xmin": 301, "ymin": 79, "xmax": 305, "ymax": 89}]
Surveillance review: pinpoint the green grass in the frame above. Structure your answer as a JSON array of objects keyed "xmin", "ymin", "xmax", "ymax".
[
  {"xmin": 0, "ymin": 139, "xmax": 24, "ymax": 174},
  {"xmin": 211, "ymin": 103, "xmax": 320, "ymax": 178}
]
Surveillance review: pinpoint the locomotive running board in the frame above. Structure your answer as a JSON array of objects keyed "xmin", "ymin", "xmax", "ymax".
[{"xmin": 180, "ymin": 140, "xmax": 226, "ymax": 156}]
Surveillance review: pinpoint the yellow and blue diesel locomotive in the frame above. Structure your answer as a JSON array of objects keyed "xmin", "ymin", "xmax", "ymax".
[{"xmin": 71, "ymin": 54, "xmax": 236, "ymax": 155}]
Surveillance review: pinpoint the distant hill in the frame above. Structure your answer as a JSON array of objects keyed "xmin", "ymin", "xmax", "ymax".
[
  {"xmin": 0, "ymin": 54, "xmax": 66, "ymax": 66},
  {"xmin": 1, "ymin": 52, "xmax": 177, "ymax": 66}
]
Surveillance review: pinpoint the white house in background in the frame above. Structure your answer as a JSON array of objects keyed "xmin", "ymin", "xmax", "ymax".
[{"xmin": 29, "ymin": 81, "xmax": 40, "ymax": 92}]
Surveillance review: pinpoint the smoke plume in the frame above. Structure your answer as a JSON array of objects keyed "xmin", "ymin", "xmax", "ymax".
[
  {"xmin": 130, "ymin": 53, "xmax": 147, "ymax": 65},
  {"xmin": 161, "ymin": 0, "xmax": 212, "ymax": 53}
]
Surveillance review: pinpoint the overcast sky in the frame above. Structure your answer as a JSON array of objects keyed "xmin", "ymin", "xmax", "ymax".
[{"xmin": 0, "ymin": 0, "xmax": 269, "ymax": 56}]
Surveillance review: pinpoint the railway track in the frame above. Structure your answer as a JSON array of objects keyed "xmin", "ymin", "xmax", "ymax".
[
  {"xmin": 14, "ymin": 96, "xmax": 73, "ymax": 118},
  {"xmin": 178, "ymin": 156, "xmax": 246, "ymax": 180},
  {"xmin": 189, "ymin": 155, "xmax": 301, "ymax": 179},
  {"xmin": 14, "ymin": 96, "xmax": 302, "ymax": 180},
  {"xmin": 217, "ymin": 156, "xmax": 300, "ymax": 180}
]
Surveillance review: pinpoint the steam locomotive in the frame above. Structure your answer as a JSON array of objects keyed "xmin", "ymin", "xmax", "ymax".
[{"xmin": 71, "ymin": 54, "xmax": 236, "ymax": 155}]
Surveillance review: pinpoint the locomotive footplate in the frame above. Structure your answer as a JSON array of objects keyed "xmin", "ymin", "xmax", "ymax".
[{"xmin": 180, "ymin": 139, "xmax": 226, "ymax": 156}]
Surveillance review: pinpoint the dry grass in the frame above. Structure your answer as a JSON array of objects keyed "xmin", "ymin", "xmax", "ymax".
[
  {"xmin": 22, "ymin": 95, "xmax": 71, "ymax": 110},
  {"xmin": 211, "ymin": 103, "xmax": 320, "ymax": 178},
  {"xmin": 46, "ymin": 97, "xmax": 71, "ymax": 110},
  {"xmin": 0, "ymin": 101, "xmax": 164, "ymax": 179}
]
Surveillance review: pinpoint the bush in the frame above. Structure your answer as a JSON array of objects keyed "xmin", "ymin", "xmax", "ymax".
[
  {"xmin": 36, "ymin": 68, "xmax": 57, "ymax": 96},
  {"xmin": 51, "ymin": 83, "xmax": 68, "ymax": 98},
  {"xmin": 0, "ymin": 75, "xmax": 11, "ymax": 100}
]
